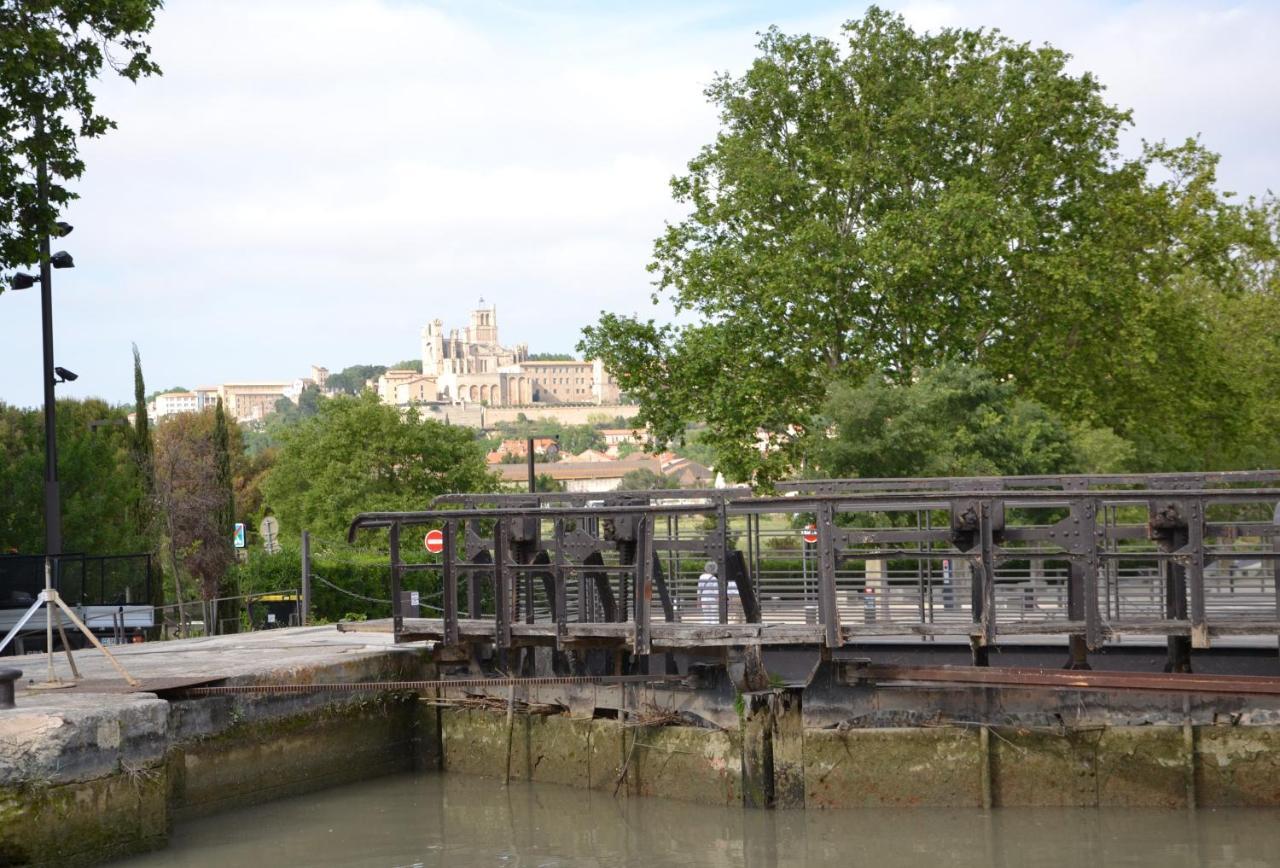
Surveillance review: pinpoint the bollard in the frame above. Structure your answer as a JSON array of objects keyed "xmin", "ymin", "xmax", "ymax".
[{"xmin": 0, "ymin": 668, "xmax": 21, "ymax": 710}]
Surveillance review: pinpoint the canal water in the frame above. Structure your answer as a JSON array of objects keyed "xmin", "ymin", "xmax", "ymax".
[{"xmin": 116, "ymin": 772, "xmax": 1280, "ymax": 867}]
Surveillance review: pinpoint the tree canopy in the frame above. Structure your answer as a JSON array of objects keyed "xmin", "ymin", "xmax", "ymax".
[
  {"xmin": 0, "ymin": 398, "xmax": 150, "ymax": 555},
  {"xmin": 262, "ymin": 392, "xmax": 497, "ymax": 538},
  {"xmin": 580, "ymin": 7, "xmax": 1277, "ymax": 483},
  {"xmin": 808, "ymin": 363, "xmax": 1134, "ymax": 480},
  {"xmin": 1, "ymin": 1, "xmax": 161, "ymax": 289}
]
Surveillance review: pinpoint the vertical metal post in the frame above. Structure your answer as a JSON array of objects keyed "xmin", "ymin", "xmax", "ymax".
[
  {"xmin": 1187, "ymin": 499, "xmax": 1208, "ymax": 649},
  {"xmin": 1157, "ymin": 504, "xmax": 1192, "ymax": 673},
  {"xmin": 443, "ymin": 521, "xmax": 458, "ymax": 645},
  {"xmin": 817, "ymin": 501, "xmax": 840, "ymax": 648},
  {"xmin": 494, "ymin": 521, "xmax": 511, "ymax": 650},
  {"xmin": 389, "ymin": 522, "xmax": 403, "ymax": 640},
  {"xmin": 1082, "ymin": 498, "xmax": 1103, "ymax": 653},
  {"xmin": 466, "ymin": 522, "xmax": 483, "ymax": 619},
  {"xmin": 300, "ymin": 530, "xmax": 311, "ymax": 627},
  {"xmin": 718, "ymin": 502, "xmax": 730, "ymax": 625},
  {"xmin": 978, "ymin": 501, "xmax": 997, "ymax": 650},
  {"xmin": 553, "ymin": 518, "xmax": 567, "ymax": 643},
  {"xmin": 35, "ymin": 107, "xmax": 62, "ymax": 559},
  {"xmin": 1272, "ymin": 501, "xmax": 1279, "ymax": 658},
  {"xmin": 634, "ymin": 516, "xmax": 652, "ymax": 655},
  {"xmin": 526, "ymin": 437, "xmax": 535, "ymax": 493}
]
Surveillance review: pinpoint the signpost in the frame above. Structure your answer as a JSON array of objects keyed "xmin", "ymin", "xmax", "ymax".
[
  {"xmin": 233, "ymin": 523, "xmax": 245, "ymax": 549},
  {"xmin": 802, "ymin": 524, "xmax": 818, "ymax": 544},
  {"xmin": 259, "ymin": 516, "xmax": 281, "ymax": 554},
  {"xmin": 424, "ymin": 529, "xmax": 445, "ymax": 554}
]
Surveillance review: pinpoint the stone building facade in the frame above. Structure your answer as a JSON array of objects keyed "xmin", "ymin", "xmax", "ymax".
[{"xmin": 412, "ymin": 303, "xmax": 621, "ymax": 408}]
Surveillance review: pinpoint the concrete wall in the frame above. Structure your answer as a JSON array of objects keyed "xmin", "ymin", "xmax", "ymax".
[
  {"xmin": 7, "ymin": 665, "xmax": 1280, "ymax": 866},
  {"xmin": 434, "ymin": 697, "xmax": 1280, "ymax": 812}
]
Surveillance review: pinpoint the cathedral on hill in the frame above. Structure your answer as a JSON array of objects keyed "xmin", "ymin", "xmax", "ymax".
[{"xmin": 376, "ymin": 302, "xmax": 620, "ymax": 408}]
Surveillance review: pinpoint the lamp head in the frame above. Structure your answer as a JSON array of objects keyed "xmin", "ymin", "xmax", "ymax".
[
  {"xmin": 53, "ymin": 222, "xmax": 73, "ymax": 237},
  {"xmin": 12, "ymin": 272, "xmax": 38, "ymax": 290},
  {"xmin": 53, "ymin": 366, "xmax": 78, "ymax": 383},
  {"xmin": 50, "ymin": 251, "xmax": 74, "ymax": 269}
]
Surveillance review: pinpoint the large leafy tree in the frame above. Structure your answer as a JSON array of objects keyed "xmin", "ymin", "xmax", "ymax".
[
  {"xmin": 1, "ymin": 1, "xmax": 161, "ymax": 288},
  {"xmin": 261, "ymin": 392, "xmax": 497, "ymax": 538},
  {"xmin": 808, "ymin": 363, "xmax": 1134, "ymax": 480},
  {"xmin": 580, "ymin": 8, "xmax": 1273, "ymax": 482},
  {"xmin": 153, "ymin": 409, "xmax": 237, "ymax": 608},
  {"xmin": 0, "ymin": 398, "xmax": 150, "ymax": 555}
]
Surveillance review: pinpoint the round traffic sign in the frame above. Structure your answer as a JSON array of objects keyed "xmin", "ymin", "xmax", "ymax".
[
  {"xmin": 802, "ymin": 524, "xmax": 818, "ymax": 544},
  {"xmin": 424, "ymin": 529, "xmax": 445, "ymax": 554}
]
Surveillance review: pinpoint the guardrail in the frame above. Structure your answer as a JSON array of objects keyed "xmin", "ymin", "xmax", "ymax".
[{"xmin": 348, "ymin": 474, "xmax": 1280, "ymax": 670}]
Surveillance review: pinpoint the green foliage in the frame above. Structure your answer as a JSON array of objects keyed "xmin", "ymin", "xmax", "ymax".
[
  {"xmin": 534, "ymin": 473, "xmax": 565, "ymax": 493},
  {"xmin": 671, "ymin": 429, "xmax": 719, "ymax": 468},
  {"xmin": 324, "ymin": 364, "xmax": 387, "ymax": 395},
  {"xmin": 587, "ymin": 413, "xmax": 637, "ymax": 429},
  {"xmin": 392, "ymin": 359, "xmax": 424, "ymax": 373},
  {"xmin": 261, "ymin": 392, "xmax": 497, "ymax": 538},
  {"xmin": 526, "ymin": 352, "xmax": 576, "ymax": 361},
  {"xmin": 130, "ymin": 343, "xmax": 154, "ymax": 542},
  {"xmin": 617, "ymin": 467, "xmax": 680, "ymax": 490},
  {"xmin": 230, "ymin": 542, "xmax": 438, "ymax": 624},
  {"xmin": 489, "ymin": 418, "xmax": 604, "ymax": 455},
  {"xmin": 0, "ymin": 399, "xmax": 151, "ymax": 555},
  {"xmin": 0, "ymin": 1, "xmax": 162, "ymax": 287},
  {"xmin": 154, "ymin": 408, "xmax": 238, "ymax": 601},
  {"xmin": 809, "ymin": 363, "xmax": 1124, "ymax": 479},
  {"xmin": 580, "ymin": 7, "xmax": 1277, "ymax": 482}
]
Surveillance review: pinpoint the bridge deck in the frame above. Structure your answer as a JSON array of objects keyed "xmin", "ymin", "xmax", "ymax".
[{"xmin": 337, "ymin": 616, "xmax": 1280, "ymax": 649}]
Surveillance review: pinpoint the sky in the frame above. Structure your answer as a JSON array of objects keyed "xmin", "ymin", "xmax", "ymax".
[{"xmin": 0, "ymin": 0, "xmax": 1276, "ymax": 409}]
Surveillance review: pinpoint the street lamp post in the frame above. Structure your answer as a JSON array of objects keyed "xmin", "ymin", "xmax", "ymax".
[
  {"xmin": 13, "ymin": 107, "xmax": 76, "ymax": 557},
  {"xmin": 35, "ymin": 108, "xmax": 62, "ymax": 558}
]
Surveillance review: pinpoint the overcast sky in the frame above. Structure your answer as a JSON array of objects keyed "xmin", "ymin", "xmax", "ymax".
[{"xmin": 1, "ymin": 0, "xmax": 1276, "ymax": 409}]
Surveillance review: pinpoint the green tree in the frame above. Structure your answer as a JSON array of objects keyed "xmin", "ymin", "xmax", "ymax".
[
  {"xmin": 534, "ymin": 473, "xmax": 565, "ymax": 493},
  {"xmin": 262, "ymin": 392, "xmax": 497, "ymax": 538},
  {"xmin": 213, "ymin": 399, "xmax": 234, "ymax": 541},
  {"xmin": 130, "ymin": 343, "xmax": 154, "ymax": 543},
  {"xmin": 808, "ymin": 363, "xmax": 1133, "ymax": 479},
  {"xmin": 580, "ymin": 8, "xmax": 1272, "ymax": 482},
  {"xmin": 616, "ymin": 467, "xmax": 680, "ymax": 491},
  {"xmin": 324, "ymin": 364, "xmax": 387, "ymax": 394},
  {"xmin": 392, "ymin": 359, "xmax": 424, "ymax": 373},
  {"xmin": 153, "ymin": 409, "xmax": 236, "ymax": 610},
  {"xmin": 0, "ymin": 399, "xmax": 151, "ymax": 555},
  {"xmin": 1, "ymin": 1, "xmax": 161, "ymax": 289}
]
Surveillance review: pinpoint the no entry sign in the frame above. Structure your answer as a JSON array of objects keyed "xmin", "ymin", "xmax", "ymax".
[
  {"xmin": 802, "ymin": 524, "xmax": 818, "ymax": 544},
  {"xmin": 424, "ymin": 529, "xmax": 445, "ymax": 553}
]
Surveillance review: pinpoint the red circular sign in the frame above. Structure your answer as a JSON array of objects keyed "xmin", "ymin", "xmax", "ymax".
[
  {"xmin": 802, "ymin": 524, "xmax": 818, "ymax": 544},
  {"xmin": 424, "ymin": 529, "xmax": 445, "ymax": 554}
]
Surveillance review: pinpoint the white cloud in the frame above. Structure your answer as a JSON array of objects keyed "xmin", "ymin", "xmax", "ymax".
[{"xmin": 1, "ymin": 0, "xmax": 1275, "ymax": 407}]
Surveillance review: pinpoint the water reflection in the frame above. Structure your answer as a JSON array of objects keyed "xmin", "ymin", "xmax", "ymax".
[{"xmin": 115, "ymin": 772, "xmax": 1280, "ymax": 867}]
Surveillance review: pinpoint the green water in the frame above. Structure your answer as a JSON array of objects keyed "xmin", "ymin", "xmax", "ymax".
[{"xmin": 115, "ymin": 772, "xmax": 1280, "ymax": 867}]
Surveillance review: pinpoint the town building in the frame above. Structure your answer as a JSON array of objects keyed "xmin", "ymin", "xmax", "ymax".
[
  {"xmin": 151, "ymin": 391, "xmax": 205, "ymax": 420},
  {"xmin": 493, "ymin": 456, "xmax": 669, "ymax": 493},
  {"xmin": 415, "ymin": 302, "xmax": 621, "ymax": 409}
]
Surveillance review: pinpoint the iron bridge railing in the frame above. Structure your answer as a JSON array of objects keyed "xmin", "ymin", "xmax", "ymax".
[{"xmin": 346, "ymin": 472, "xmax": 1280, "ymax": 667}]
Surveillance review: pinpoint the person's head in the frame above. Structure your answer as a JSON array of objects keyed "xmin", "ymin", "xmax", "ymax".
[{"xmin": 703, "ymin": 560, "xmax": 717, "ymax": 575}]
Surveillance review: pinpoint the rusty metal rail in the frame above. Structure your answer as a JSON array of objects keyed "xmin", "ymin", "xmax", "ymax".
[
  {"xmin": 860, "ymin": 664, "xmax": 1280, "ymax": 696},
  {"xmin": 177, "ymin": 673, "xmax": 686, "ymax": 697}
]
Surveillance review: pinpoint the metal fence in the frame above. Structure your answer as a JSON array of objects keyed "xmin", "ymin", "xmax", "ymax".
[
  {"xmin": 0, "ymin": 553, "xmax": 154, "ymax": 609},
  {"xmin": 346, "ymin": 471, "xmax": 1280, "ymax": 667}
]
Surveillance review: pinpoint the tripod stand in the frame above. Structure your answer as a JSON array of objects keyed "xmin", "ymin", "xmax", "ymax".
[{"xmin": 0, "ymin": 558, "xmax": 139, "ymax": 688}]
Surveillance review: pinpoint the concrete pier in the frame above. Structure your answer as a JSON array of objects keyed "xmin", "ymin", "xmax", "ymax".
[
  {"xmin": 0, "ymin": 628, "xmax": 425, "ymax": 866},
  {"xmin": 5, "ymin": 626, "xmax": 1280, "ymax": 866}
]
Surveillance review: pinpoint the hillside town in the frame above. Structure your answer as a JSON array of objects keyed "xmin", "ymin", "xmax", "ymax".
[{"xmin": 139, "ymin": 302, "xmax": 717, "ymax": 492}]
